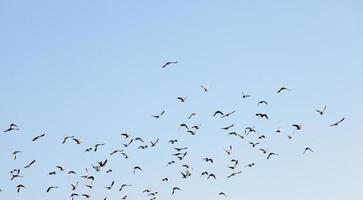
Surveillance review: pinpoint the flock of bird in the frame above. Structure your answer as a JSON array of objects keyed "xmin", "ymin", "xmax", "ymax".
[{"xmin": 1, "ymin": 62, "xmax": 345, "ymax": 199}]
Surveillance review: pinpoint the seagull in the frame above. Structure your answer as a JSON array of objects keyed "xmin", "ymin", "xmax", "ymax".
[
  {"xmin": 221, "ymin": 124, "xmax": 234, "ymax": 130},
  {"xmin": 110, "ymin": 149, "xmax": 123, "ymax": 155},
  {"xmin": 4, "ymin": 124, "xmax": 19, "ymax": 132},
  {"xmin": 200, "ymin": 85, "xmax": 208, "ymax": 92},
  {"xmin": 292, "ymin": 123, "xmax": 302, "ymax": 130},
  {"xmin": 150, "ymin": 138, "xmax": 159, "ymax": 147},
  {"xmin": 172, "ymin": 187, "xmax": 181, "ymax": 195},
  {"xmin": 219, "ymin": 192, "xmax": 228, "ymax": 197},
  {"xmin": 207, "ymin": 173, "xmax": 216, "ymax": 179},
  {"xmin": 162, "ymin": 61, "xmax": 178, "ymax": 68},
  {"xmin": 330, "ymin": 117, "xmax": 345, "ymax": 126},
  {"xmin": 188, "ymin": 112, "xmax": 196, "ymax": 119},
  {"xmin": 267, "ymin": 152, "xmax": 279, "ymax": 159},
  {"xmin": 62, "ymin": 136, "xmax": 75, "ymax": 144},
  {"xmin": 256, "ymin": 113, "xmax": 269, "ymax": 119},
  {"xmin": 24, "ymin": 160, "xmax": 36, "ymax": 168},
  {"xmin": 203, "ymin": 158, "xmax": 214, "ymax": 163},
  {"xmin": 121, "ymin": 133, "xmax": 130, "ymax": 138},
  {"xmin": 46, "ymin": 186, "xmax": 58, "ymax": 192},
  {"xmin": 105, "ymin": 181, "xmax": 114, "ymax": 190},
  {"xmin": 249, "ymin": 142, "xmax": 259, "ymax": 148},
  {"xmin": 213, "ymin": 110, "xmax": 225, "ymax": 117},
  {"xmin": 152, "ymin": 110, "xmax": 165, "ymax": 119},
  {"xmin": 132, "ymin": 166, "xmax": 142, "ymax": 174},
  {"xmin": 303, "ymin": 147, "xmax": 313, "ymax": 154},
  {"xmin": 316, "ymin": 105, "xmax": 327, "ymax": 115},
  {"xmin": 227, "ymin": 171, "xmax": 242, "ymax": 178},
  {"xmin": 32, "ymin": 134, "xmax": 46, "ymax": 141},
  {"xmin": 12, "ymin": 151, "xmax": 22, "ymax": 160},
  {"xmin": 242, "ymin": 90, "xmax": 251, "ymax": 98},
  {"xmin": 119, "ymin": 184, "xmax": 131, "ymax": 192},
  {"xmin": 257, "ymin": 100, "xmax": 268, "ymax": 106},
  {"xmin": 277, "ymin": 87, "xmax": 291, "ymax": 93},
  {"xmin": 224, "ymin": 145, "xmax": 232, "ymax": 155},
  {"xmin": 16, "ymin": 184, "xmax": 25, "ymax": 193},
  {"xmin": 221, "ymin": 110, "xmax": 236, "ymax": 118},
  {"xmin": 177, "ymin": 96, "xmax": 187, "ymax": 102}
]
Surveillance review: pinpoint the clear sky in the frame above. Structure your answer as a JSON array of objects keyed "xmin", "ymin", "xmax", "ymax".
[{"xmin": 1, "ymin": 0, "xmax": 363, "ymax": 200}]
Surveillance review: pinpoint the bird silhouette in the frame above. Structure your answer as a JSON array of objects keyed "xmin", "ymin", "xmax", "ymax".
[
  {"xmin": 162, "ymin": 61, "xmax": 178, "ymax": 68},
  {"xmin": 316, "ymin": 105, "xmax": 327, "ymax": 115},
  {"xmin": 330, "ymin": 117, "xmax": 344, "ymax": 126}
]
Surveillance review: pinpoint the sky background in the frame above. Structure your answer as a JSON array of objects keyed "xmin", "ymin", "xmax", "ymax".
[{"xmin": 1, "ymin": 0, "xmax": 363, "ymax": 199}]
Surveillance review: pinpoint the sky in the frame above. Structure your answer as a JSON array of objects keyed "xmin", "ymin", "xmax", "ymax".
[{"xmin": 0, "ymin": 0, "xmax": 363, "ymax": 199}]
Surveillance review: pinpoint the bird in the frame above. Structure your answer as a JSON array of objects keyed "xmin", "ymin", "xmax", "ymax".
[
  {"xmin": 4, "ymin": 124, "xmax": 19, "ymax": 132},
  {"xmin": 227, "ymin": 171, "xmax": 242, "ymax": 178},
  {"xmin": 168, "ymin": 139, "xmax": 178, "ymax": 144},
  {"xmin": 303, "ymin": 147, "xmax": 313, "ymax": 154},
  {"xmin": 12, "ymin": 151, "xmax": 22, "ymax": 160},
  {"xmin": 257, "ymin": 100, "xmax": 268, "ymax": 106},
  {"xmin": 249, "ymin": 142, "xmax": 259, "ymax": 148},
  {"xmin": 188, "ymin": 112, "xmax": 196, "ymax": 119},
  {"xmin": 62, "ymin": 136, "xmax": 75, "ymax": 144},
  {"xmin": 150, "ymin": 138, "xmax": 159, "ymax": 147},
  {"xmin": 203, "ymin": 158, "xmax": 214, "ymax": 163},
  {"xmin": 242, "ymin": 90, "xmax": 251, "ymax": 98},
  {"xmin": 219, "ymin": 192, "xmax": 228, "ymax": 197},
  {"xmin": 152, "ymin": 110, "xmax": 165, "ymax": 119},
  {"xmin": 32, "ymin": 134, "xmax": 45, "ymax": 141},
  {"xmin": 221, "ymin": 110, "xmax": 236, "ymax": 118},
  {"xmin": 24, "ymin": 160, "xmax": 36, "ymax": 168},
  {"xmin": 16, "ymin": 184, "xmax": 25, "ymax": 192},
  {"xmin": 177, "ymin": 96, "xmax": 187, "ymax": 102},
  {"xmin": 259, "ymin": 148, "xmax": 268, "ymax": 154},
  {"xmin": 200, "ymin": 85, "xmax": 208, "ymax": 92},
  {"xmin": 277, "ymin": 87, "xmax": 291, "ymax": 93},
  {"xmin": 94, "ymin": 143, "xmax": 105, "ymax": 152},
  {"xmin": 110, "ymin": 149, "xmax": 123, "ymax": 155},
  {"xmin": 97, "ymin": 159, "xmax": 108, "ymax": 167},
  {"xmin": 207, "ymin": 173, "xmax": 216, "ymax": 179},
  {"xmin": 46, "ymin": 186, "xmax": 58, "ymax": 192},
  {"xmin": 162, "ymin": 61, "xmax": 178, "ymax": 68},
  {"xmin": 121, "ymin": 133, "xmax": 130, "ymax": 138},
  {"xmin": 132, "ymin": 166, "xmax": 142, "ymax": 174},
  {"xmin": 172, "ymin": 187, "xmax": 181, "ymax": 195},
  {"xmin": 135, "ymin": 137, "xmax": 144, "ymax": 142},
  {"xmin": 267, "ymin": 152, "xmax": 279, "ymax": 159},
  {"xmin": 224, "ymin": 145, "xmax": 232, "ymax": 155},
  {"xmin": 316, "ymin": 105, "xmax": 327, "ymax": 115},
  {"xmin": 256, "ymin": 113, "xmax": 269, "ymax": 119},
  {"xmin": 292, "ymin": 123, "xmax": 302, "ymax": 130},
  {"xmin": 105, "ymin": 181, "xmax": 114, "ymax": 190},
  {"xmin": 213, "ymin": 110, "xmax": 225, "ymax": 117},
  {"xmin": 72, "ymin": 137, "xmax": 82, "ymax": 144},
  {"xmin": 119, "ymin": 184, "xmax": 131, "ymax": 192},
  {"xmin": 330, "ymin": 117, "xmax": 345, "ymax": 126},
  {"xmin": 221, "ymin": 124, "xmax": 234, "ymax": 130}
]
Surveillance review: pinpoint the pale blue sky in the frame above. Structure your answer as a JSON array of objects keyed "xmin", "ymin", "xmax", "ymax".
[{"xmin": 1, "ymin": 0, "xmax": 363, "ymax": 199}]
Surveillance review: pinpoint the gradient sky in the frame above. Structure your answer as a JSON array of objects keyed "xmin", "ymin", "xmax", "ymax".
[{"xmin": 1, "ymin": 0, "xmax": 363, "ymax": 200}]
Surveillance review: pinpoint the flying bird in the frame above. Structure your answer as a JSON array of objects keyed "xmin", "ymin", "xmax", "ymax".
[
  {"xmin": 277, "ymin": 87, "xmax": 291, "ymax": 93},
  {"xmin": 316, "ymin": 105, "xmax": 327, "ymax": 115},
  {"xmin": 152, "ymin": 110, "xmax": 165, "ymax": 119},
  {"xmin": 330, "ymin": 117, "xmax": 345, "ymax": 126},
  {"xmin": 32, "ymin": 134, "xmax": 45, "ymax": 141},
  {"xmin": 162, "ymin": 61, "xmax": 178, "ymax": 68},
  {"xmin": 242, "ymin": 90, "xmax": 251, "ymax": 98}
]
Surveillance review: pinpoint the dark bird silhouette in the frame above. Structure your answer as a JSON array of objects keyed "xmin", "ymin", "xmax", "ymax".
[
  {"xmin": 213, "ymin": 110, "xmax": 224, "ymax": 117},
  {"xmin": 259, "ymin": 148, "xmax": 268, "ymax": 154},
  {"xmin": 303, "ymin": 147, "xmax": 313, "ymax": 154},
  {"xmin": 203, "ymin": 158, "xmax": 214, "ymax": 163},
  {"xmin": 162, "ymin": 61, "xmax": 178, "ymax": 68},
  {"xmin": 32, "ymin": 134, "xmax": 45, "ymax": 141},
  {"xmin": 330, "ymin": 117, "xmax": 345, "ymax": 126},
  {"xmin": 16, "ymin": 184, "xmax": 25, "ymax": 192},
  {"xmin": 121, "ymin": 133, "xmax": 130, "ymax": 138},
  {"xmin": 221, "ymin": 124, "xmax": 234, "ymax": 130},
  {"xmin": 227, "ymin": 171, "xmax": 242, "ymax": 178},
  {"xmin": 24, "ymin": 160, "xmax": 36, "ymax": 168},
  {"xmin": 135, "ymin": 137, "xmax": 144, "ymax": 142},
  {"xmin": 267, "ymin": 152, "xmax": 279, "ymax": 159},
  {"xmin": 119, "ymin": 184, "xmax": 131, "ymax": 192},
  {"xmin": 72, "ymin": 137, "xmax": 82, "ymax": 144},
  {"xmin": 133, "ymin": 166, "xmax": 142, "ymax": 174},
  {"xmin": 292, "ymin": 123, "xmax": 302, "ymax": 130},
  {"xmin": 207, "ymin": 173, "xmax": 216, "ymax": 179},
  {"xmin": 221, "ymin": 110, "xmax": 236, "ymax": 118},
  {"xmin": 4, "ymin": 124, "xmax": 19, "ymax": 132},
  {"xmin": 168, "ymin": 139, "xmax": 178, "ymax": 144},
  {"xmin": 256, "ymin": 113, "xmax": 269, "ymax": 119},
  {"xmin": 277, "ymin": 87, "xmax": 291, "ymax": 93},
  {"xmin": 177, "ymin": 96, "xmax": 187, "ymax": 102},
  {"xmin": 200, "ymin": 85, "xmax": 208, "ymax": 92},
  {"xmin": 46, "ymin": 186, "xmax": 58, "ymax": 192},
  {"xmin": 150, "ymin": 138, "xmax": 159, "ymax": 147},
  {"xmin": 249, "ymin": 142, "xmax": 259, "ymax": 148},
  {"xmin": 257, "ymin": 100, "xmax": 268, "ymax": 106},
  {"xmin": 219, "ymin": 192, "xmax": 227, "ymax": 197},
  {"xmin": 242, "ymin": 90, "xmax": 251, "ymax": 98},
  {"xmin": 105, "ymin": 181, "xmax": 114, "ymax": 190},
  {"xmin": 12, "ymin": 151, "xmax": 22, "ymax": 160},
  {"xmin": 152, "ymin": 110, "xmax": 165, "ymax": 119},
  {"xmin": 110, "ymin": 149, "xmax": 123, "ymax": 155},
  {"xmin": 172, "ymin": 187, "xmax": 181, "ymax": 195},
  {"xmin": 97, "ymin": 159, "xmax": 108, "ymax": 167},
  {"xmin": 62, "ymin": 136, "xmax": 74, "ymax": 144},
  {"xmin": 188, "ymin": 112, "xmax": 196, "ymax": 119},
  {"xmin": 316, "ymin": 105, "xmax": 327, "ymax": 115}
]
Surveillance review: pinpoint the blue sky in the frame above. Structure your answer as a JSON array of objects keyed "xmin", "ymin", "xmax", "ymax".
[{"xmin": 1, "ymin": 0, "xmax": 363, "ymax": 199}]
